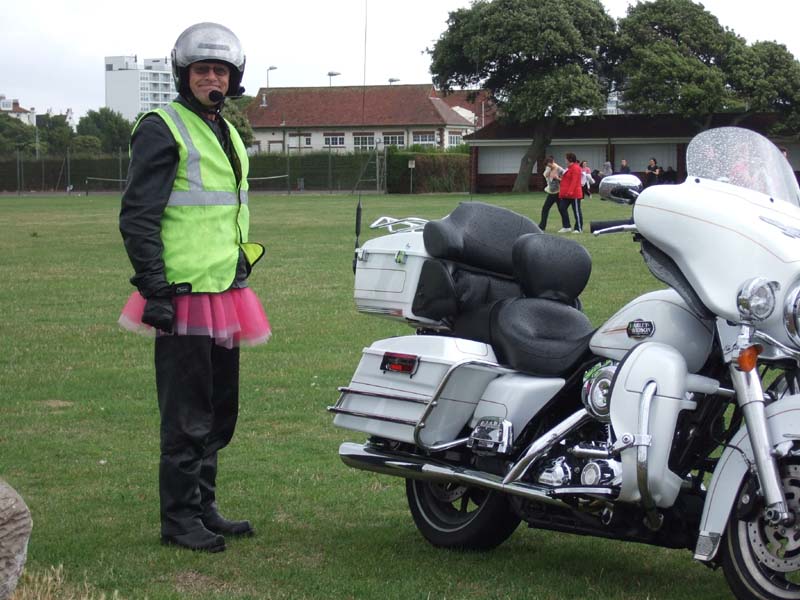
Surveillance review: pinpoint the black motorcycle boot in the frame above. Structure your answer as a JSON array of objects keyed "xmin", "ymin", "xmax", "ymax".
[
  {"xmin": 199, "ymin": 452, "xmax": 254, "ymax": 537},
  {"xmin": 202, "ymin": 503, "xmax": 255, "ymax": 537},
  {"xmin": 161, "ymin": 527, "xmax": 226, "ymax": 552}
]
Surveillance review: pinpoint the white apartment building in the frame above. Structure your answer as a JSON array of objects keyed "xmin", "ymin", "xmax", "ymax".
[{"xmin": 104, "ymin": 56, "xmax": 176, "ymax": 122}]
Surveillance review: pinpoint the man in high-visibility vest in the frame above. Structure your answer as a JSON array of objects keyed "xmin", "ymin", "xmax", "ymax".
[{"xmin": 119, "ymin": 22, "xmax": 270, "ymax": 553}]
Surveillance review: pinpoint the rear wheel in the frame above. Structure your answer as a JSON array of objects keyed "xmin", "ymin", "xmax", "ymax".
[
  {"xmin": 722, "ymin": 462, "xmax": 800, "ymax": 599},
  {"xmin": 405, "ymin": 479, "xmax": 520, "ymax": 550}
]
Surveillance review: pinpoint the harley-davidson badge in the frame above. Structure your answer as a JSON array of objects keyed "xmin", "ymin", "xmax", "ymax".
[{"xmin": 627, "ymin": 319, "xmax": 655, "ymax": 339}]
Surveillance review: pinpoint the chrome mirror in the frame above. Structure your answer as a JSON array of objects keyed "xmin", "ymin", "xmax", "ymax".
[{"xmin": 599, "ymin": 174, "xmax": 643, "ymax": 205}]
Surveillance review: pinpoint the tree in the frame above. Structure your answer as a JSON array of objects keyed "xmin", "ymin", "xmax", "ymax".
[
  {"xmin": 71, "ymin": 135, "xmax": 103, "ymax": 156},
  {"xmin": 76, "ymin": 108, "xmax": 132, "ymax": 154},
  {"xmin": 0, "ymin": 114, "xmax": 36, "ymax": 157},
  {"xmin": 37, "ymin": 113, "xmax": 74, "ymax": 156},
  {"xmin": 222, "ymin": 99, "xmax": 255, "ymax": 148},
  {"xmin": 430, "ymin": 0, "xmax": 615, "ymax": 191},
  {"xmin": 727, "ymin": 41, "xmax": 800, "ymax": 135},
  {"xmin": 614, "ymin": 0, "xmax": 800, "ymax": 133}
]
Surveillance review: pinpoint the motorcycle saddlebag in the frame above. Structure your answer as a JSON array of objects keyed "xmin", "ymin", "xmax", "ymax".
[{"xmin": 332, "ymin": 335, "xmax": 500, "ymax": 447}]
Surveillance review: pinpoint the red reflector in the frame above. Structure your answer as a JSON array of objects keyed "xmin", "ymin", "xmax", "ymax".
[{"xmin": 380, "ymin": 352, "xmax": 419, "ymax": 375}]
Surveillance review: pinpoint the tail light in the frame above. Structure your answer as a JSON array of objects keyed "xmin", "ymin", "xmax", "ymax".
[{"xmin": 380, "ymin": 352, "xmax": 419, "ymax": 375}]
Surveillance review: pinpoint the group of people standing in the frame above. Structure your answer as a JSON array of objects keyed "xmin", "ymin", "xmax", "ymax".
[
  {"xmin": 538, "ymin": 155, "xmax": 678, "ymax": 232},
  {"xmin": 538, "ymin": 153, "xmax": 590, "ymax": 233}
]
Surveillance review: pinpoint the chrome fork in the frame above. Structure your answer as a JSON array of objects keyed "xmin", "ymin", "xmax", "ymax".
[{"xmin": 730, "ymin": 363, "xmax": 792, "ymax": 525}]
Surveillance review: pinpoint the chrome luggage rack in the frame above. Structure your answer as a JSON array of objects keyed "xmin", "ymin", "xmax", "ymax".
[
  {"xmin": 368, "ymin": 216, "xmax": 428, "ymax": 233},
  {"xmin": 328, "ymin": 359, "xmax": 512, "ymax": 452}
]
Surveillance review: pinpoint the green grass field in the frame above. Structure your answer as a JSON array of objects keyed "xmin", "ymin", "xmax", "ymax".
[{"xmin": 0, "ymin": 192, "xmax": 731, "ymax": 599}]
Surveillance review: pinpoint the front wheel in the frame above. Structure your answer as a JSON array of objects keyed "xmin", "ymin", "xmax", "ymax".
[
  {"xmin": 405, "ymin": 479, "xmax": 520, "ymax": 550},
  {"xmin": 722, "ymin": 462, "xmax": 800, "ymax": 599}
]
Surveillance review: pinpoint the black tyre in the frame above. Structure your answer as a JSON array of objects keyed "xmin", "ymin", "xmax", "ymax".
[
  {"xmin": 405, "ymin": 479, "xmax": 520, "ymax": 550},
  {"xmin": 722, "ymin": 462, "xmax": 800, "ymax": 599}
]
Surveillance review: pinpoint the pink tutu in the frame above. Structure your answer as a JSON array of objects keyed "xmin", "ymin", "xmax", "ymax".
[{"xmin": 118, "ymin": 288, "xmax": 271, "ymax": 349}]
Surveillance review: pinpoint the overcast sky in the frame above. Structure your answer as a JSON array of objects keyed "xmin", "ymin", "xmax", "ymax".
[{"xmin": 2, "ymin": 0, "xmax": 799, "ymax": 121}]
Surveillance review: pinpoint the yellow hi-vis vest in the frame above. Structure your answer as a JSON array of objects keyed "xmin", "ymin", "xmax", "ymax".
[{"xmin": 143, "ymin": 102, "xmax": 262, "ymax": 293}]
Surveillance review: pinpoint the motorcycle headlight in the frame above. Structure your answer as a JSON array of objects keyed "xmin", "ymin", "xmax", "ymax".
[
  {"xmin": 737, "ymin": 277, "xmax": 778, "ymax": 322},
  {"xmin": 784, "ymin": 283, "xmax": 800, "ymax": 346}
]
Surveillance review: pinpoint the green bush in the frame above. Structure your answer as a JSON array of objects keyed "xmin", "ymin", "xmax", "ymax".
[{"xmin": 386, "ymin": 151, "xmax": 469, "ymax": 194}]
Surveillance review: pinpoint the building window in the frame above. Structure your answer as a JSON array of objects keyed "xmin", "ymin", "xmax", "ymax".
[
  {"xmin": 382, "ymin": 133, "xmax": 405, "ymax": 148},
  {"xmin": 324, "ymin": 133, "xmax": 345, "ymax": 147},
  {"xmin": 412, "ymin": 131, "xmax": 436, "ymax": 146},
  {"xmin": 353, "ymin": 134, "xmax": 375, "ymax": 151},
  {"xmin": 448, "ymin": 132, "xmax": 463, "ymax": 146},
  {"xmin": 289, "ymin": 133, "xmax": 313, "ymax": 149}
]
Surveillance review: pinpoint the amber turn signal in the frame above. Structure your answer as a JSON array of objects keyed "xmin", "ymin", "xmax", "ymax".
[{"xmin": 737, "ymin": 344, "xmax": 763, "ymax": 372}]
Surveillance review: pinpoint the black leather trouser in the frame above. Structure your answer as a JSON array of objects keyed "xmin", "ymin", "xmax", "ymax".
[{"xmin": 154, "ymin": 335, "xmax": 240, "ymax": 536}]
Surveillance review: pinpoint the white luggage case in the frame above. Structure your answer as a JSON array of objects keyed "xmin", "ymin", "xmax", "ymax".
[{"xmin": 331, "ymin": 335, "xmax": 502, "ymax": 448}]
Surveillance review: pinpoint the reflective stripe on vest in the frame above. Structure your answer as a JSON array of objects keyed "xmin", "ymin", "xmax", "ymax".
[{"xmin": 161, "ymin": 105, "xmax": 249, "ymax": 206}]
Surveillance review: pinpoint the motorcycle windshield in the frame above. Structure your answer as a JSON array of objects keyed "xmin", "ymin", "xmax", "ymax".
[{"xmin": 686, "ymin": 126, "xmax": 800, "ymax": 208}]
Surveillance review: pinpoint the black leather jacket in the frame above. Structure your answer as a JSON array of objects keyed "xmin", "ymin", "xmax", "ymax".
[{"xmin": 119, "ymin": 96, "xmax": 248, "ymax": 298}]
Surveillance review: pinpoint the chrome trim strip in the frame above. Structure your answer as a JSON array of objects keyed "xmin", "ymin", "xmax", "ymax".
[
  {"xmin": 334, "ymin": 386, "xmax": 429, "ymax": 405},
  {"xmin": 548, "ymin": 486, "xmax": 619, "ymax": 498},
  {"xmin": 636, "ymin": 381, "xmax": 662, "ymax": 530},
  {"xmin": 754, "ymin": 329, "xmax": 800, "ymax": 364},
  {"xmin": 328, "ymin": 406, "xmax": 419, "ymax": 427}
]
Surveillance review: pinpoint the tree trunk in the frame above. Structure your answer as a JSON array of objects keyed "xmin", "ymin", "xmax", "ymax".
[{"xmin": 511, "ymin": 117, "xmax": 557, "ymax": 193}]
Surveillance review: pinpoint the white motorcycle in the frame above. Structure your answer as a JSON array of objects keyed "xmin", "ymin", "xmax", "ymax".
[{"xmin": 329, "ymin": 126, "xmax": 800, "ymax": 599}]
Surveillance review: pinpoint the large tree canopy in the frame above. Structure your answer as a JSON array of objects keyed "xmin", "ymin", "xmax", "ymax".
[
  {"xmin": 615, "ymin": 0, "xmax": 800, "ymax": 132},
  {"xmin": 728, "ymin": 41, "xmax": 800, "ymax": 134},
  {"xmin": 430, "ymin": 0, "xmax": 615, "ymax": 191}
]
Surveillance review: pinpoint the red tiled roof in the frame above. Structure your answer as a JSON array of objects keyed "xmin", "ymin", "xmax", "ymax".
[
  {"xmin": 245, "ymin": 84, "xmax": 474, "ymax": 129},
  {"xmin": 434, "ymin": 89, "xmax": 497, "ymax": 127}
]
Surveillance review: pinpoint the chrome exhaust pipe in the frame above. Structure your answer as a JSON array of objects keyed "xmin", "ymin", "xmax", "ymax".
[{"xmin": 339, "ymin": 442, "xmax": 567, "ymax": 507}]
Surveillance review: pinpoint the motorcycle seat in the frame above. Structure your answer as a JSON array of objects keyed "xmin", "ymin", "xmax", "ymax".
[
  {"xmin": 490, "ymin": 233, "xmax": 595, "ymax": 376},
  {"xmin": 491, "ymin": 297, "xmax": 594, "ymax": 376}
]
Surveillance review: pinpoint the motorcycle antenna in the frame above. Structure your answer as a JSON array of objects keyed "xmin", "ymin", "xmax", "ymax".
[{"xmin": 353, "ymin": 194, "xmax": 362, "ymax": 274}]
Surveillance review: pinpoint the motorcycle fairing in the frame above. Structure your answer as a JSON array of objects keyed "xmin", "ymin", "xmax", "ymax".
[
  {"xmin": 609, "ymin": 341, "xmax": 698, "ymax": 507},
  {"xmin": 694, "ymin": 394, "xmax": 800, "ymax": 562},
  {"xmin": 634, "ymin": 178, "xmax": 800, "ymax": 346}
]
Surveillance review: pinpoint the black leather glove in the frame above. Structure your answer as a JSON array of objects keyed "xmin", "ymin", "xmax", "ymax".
[{"xmin": 141, "ymin": 296, "xmax": 175, "ymax": 333}]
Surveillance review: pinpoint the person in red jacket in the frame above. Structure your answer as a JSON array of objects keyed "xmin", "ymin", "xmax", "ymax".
[{"xmin": 558, "ymin": 152, "xmax": 584, "ymax": 233}]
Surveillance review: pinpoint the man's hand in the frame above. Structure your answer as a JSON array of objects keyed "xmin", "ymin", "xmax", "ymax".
[{"xmin": 142, "ymin": 297, "xmax": 175, "ymax": 333}]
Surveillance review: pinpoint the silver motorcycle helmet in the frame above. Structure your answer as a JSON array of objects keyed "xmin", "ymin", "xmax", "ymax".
[{"xmin": 171, "ymin": 22, "xmax": 246, "ymax": 98}]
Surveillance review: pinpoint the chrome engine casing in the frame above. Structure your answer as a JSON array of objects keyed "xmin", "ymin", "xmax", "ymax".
[{"xmin": 581, "ymin": 362, "xmax": 617, "ymax": 422}]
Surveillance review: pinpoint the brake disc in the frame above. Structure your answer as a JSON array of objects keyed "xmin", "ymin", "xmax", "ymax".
[
  {"xmin": 428, "ymin": 482, "xmax": 469, "ymax": 503},
  {"xmin": 747, "ymin": 464, "xmax": 800, "ymax": 573}
]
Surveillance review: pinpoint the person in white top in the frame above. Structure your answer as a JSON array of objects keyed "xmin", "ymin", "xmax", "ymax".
[{"xmin": 538, "ymin": 156, "xmax": 571, "ymax": 232}]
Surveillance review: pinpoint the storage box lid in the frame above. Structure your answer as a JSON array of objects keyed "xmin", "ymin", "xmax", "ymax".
[{"xmin": 359, "ymin": 230, "xmax": 429, "ymax": 257}]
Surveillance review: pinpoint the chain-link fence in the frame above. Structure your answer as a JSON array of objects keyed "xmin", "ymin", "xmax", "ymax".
[{"xmin": 0, "ymin": 148, "xmax": 469, "ymax": 194}]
